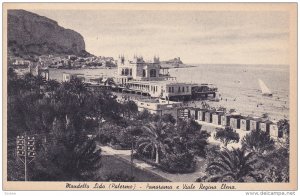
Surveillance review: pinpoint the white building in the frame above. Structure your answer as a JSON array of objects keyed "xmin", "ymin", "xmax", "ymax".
[{"xmin": 114, "ymin": 55, "xmax": 193, "ymax": 100}]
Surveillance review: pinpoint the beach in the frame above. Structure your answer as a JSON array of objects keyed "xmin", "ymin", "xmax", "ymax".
[{"xmin": 171, "ymin": 64, "xmax": 289, "ymax": 121}]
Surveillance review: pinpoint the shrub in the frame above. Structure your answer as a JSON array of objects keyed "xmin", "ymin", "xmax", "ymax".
[
  {"xmin": 160, "ymin": 151, "xmax": 196, "ymax": 173},
  {"xmin": 161, "ymin": 114, "xmax": 176, "ymax": 124},
  {"xmin": 214, "ymin": 126, "xmax": 239, "ymax": 147},
  {"xmin": 241, "ymin": 129, "xmax": 275, "ymax": 155},
  {"xmin": 116, "ymin": 129, "xmax": 134, "ymax": 149},
  {"xmin": 97, "ymin": 123, "xmax": 122, "ymax": 145}
]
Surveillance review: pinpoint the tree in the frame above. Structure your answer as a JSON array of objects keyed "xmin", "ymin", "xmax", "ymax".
[
  {"xmin": 136, "ymin": 121, "xmax": 170, "ymax": 164},
  {"xmin": 44, "ymin": 79, "xmax": 60, "ymax": 97},
  {"xmin": 206, "ymin": 148, "xmax": 259, "ymax": 182},
  {"xmin": 214, "ymin": 126, "xmax": 239, "ymax": 147},
  {"xmin": 175, "ymin": 118, "xmax": 210, "ymax": 156},
  {"xmin": 31, "ymin": 120, "xmax": 102, "ymax": 181},
  {"xmin": 122, "ymin": 100, "xmax": 138, "ymax": 119},
  {"xmin": 160, "ymin": 150, "xmax": 196, "ymax": 173},
  {"xmin": 256, "ymin": 147, "xmax": 289, "ymax": 182},
  {"xmin": 115, "ymin": 125, "xmax": 142, "ymax": 149},
  {"xmin": 241, "ymin": 129, "xmax": 275, "ymax": 155},
  {"xmin": 161, "ymin": 114, "xmax": 176, "ymax": 124},
  {"xmin": 277, "ymin": 119, "xmax": 290, "ymax": 150}
]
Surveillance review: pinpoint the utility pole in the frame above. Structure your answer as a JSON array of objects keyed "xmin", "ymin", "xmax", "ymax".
[{"xmin": 16, "ymin": 134, "xmax": 36, "ymax": 181}]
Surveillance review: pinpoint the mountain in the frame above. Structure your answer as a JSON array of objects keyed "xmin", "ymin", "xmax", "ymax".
[{"xmin": 8, "ymin": 9, "xmax": 90, "ymax": 57}]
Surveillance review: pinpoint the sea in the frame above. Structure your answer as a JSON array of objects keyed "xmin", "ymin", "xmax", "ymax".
[{"xmin": 49, "ymin": 64, "xmax": 290, "ymax": 121}]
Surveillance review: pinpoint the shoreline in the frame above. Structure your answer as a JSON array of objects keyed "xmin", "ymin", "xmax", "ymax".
[{"xmin": 48, "ymin": 64, "xmax": 196, "ymax": 71}]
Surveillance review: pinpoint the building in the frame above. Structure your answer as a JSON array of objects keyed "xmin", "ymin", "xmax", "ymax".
[
  {"xmin": 135, "ymin": 99, "xmax": 182, "ymax": 118},
  {"xmin": 114, "ymin": 55, "xmax": 217, "ymax": 100},
  {"xmin": 189, "ymin": 108, "xmax": 200, "ymax": 120},
  {"xmin": 270, "ymin": 123, "xmax": 279, "ymax": 138},
  {"xmin": 39, "ymin": 69, "xmax": 49, "ymax": 81},
  {"xmin": 177, "ymin": 108, "xmax": 190, "ymax": 119},
  {"xmin": 221, "ymin": 114, "xmax": 232, "ymax": 126},
  {"xmin": 204, "ymin": 111, "xmax": 213, "ymax": 123},
  {"xmin": 259, "ymin": 120, "xmax": 273, "ymax": 134},
  {"xmin": 62, "ymin": 73, "xmax": 85, "ymax": 82},
  {"xmin": 250, "ymin": 118, "xmax": 262, "ymax": 131},
  {"xmin": 230, "ymin": 116, "xmax": 241, "ymax": 129},
  {"xmin": 240, "ymin": 117, "xmax": 251, "ymax": 131},
  {"xmin": 116, "ymin": 55, "xmax": 164, "ymax": 83},
  {"xmin": 212, "ymin": 111, "xmax": 223, "ymax": 125},
  {"xmin": 197, "ymin": 109, "xmax": 206, "ymax": 121},
  {"xmin": 126, "ymin": 80, "xmax": 192, "ymax": 99}
]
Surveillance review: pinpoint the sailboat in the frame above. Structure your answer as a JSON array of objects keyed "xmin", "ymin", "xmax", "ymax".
[{"xmin": 258, "ymin": 79, "xmax": 272, "ymax": 96}]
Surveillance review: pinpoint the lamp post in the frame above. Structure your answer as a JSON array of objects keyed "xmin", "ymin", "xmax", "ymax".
[{"xmin": 16, "ymin": 134, "xmax": 36, "ymax": 181}]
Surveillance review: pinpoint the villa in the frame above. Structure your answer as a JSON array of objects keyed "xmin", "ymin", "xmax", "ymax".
[{"xmin": 114, "ymin": 55, "xmax": 217, "ymax": 100}]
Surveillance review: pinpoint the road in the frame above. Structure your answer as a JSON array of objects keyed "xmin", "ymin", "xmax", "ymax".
[{"xmin": 99, "ymin": 145, "xmax": 206, "ymax": 182}]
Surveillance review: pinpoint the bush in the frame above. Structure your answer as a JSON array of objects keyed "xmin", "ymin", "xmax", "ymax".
[
  {"xmin": 214, "ymin": 126, "xmax": 239, "ymax": 147},
  {"xmin": 160, "ymin": 151, "xmax": 196, "ymax": 173},
  {"xmin": 97, "ymin": 123, "xmax": 122, "ymax": 145},
  {"xmin": 205, "ymin": 144, "xmax": 221, "ymax": 161},
  {"xmin": 241, "ymin": 129, "xmax": 275, "ymax": 155},
  {"xmin": 161, "ymin": 114, "xmax": 176, "ymax": 124}
]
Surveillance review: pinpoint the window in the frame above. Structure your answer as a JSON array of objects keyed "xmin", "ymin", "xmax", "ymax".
[
  {"xmin": 125, "ymin": 69, "xmax": 129, "ymax": 76},
  {"xmin": 129, "ymin": 69, "xmax": 132, "ymax": 76},
  {"xmin": 169, "ymin": 87, "xmax": 172, "ymax": 93},
  {"xmin": 187, "ymin": 86, "xmax": 189, "ymax": 92},
  {"xmin": 150, "ymin": 69, "xmax": 156, "ymax": 77},
  {"xmin": 178, "ymin": 86, "xmax": 181, "ymax": 93},
  {"xmin": 172, "ymin": 87, "xmax": 174, "ymax": 93},
  {"xmin": 143, "ymin": 70, "xmax": 146, "ymax": 77},
  {"xmin": 183, "ymin": 87, "xmax": 185, "ymax": 92}
]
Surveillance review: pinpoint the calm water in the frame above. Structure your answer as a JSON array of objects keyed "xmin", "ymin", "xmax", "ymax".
[
  {"xmin": 49, "ymin": 64, "xmax": 290, "ymax": 120},
  {"xmin": 170, "ymin": 64, "xmax": 289, "ymax": 121}
]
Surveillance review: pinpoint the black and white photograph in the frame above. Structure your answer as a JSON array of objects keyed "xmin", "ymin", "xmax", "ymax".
[{"xmin": 3, "ymin": 2, "xmax": 297, "ymax": 191}]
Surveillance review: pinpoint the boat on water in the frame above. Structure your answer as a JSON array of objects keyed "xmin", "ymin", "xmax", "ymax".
[{"xmin": 258, "ymin": 79, "xmax": 272, "ymax": 96}]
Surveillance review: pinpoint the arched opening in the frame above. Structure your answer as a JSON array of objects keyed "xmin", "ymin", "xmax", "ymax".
[{"xmin": 150, "ymin": 69, "xmax": 156, "ymax": 77}]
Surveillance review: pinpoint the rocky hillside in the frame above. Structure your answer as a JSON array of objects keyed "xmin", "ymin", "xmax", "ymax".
[{"xmin": 8, "ymin": 9, "xmax": 90, "ymax": 57}]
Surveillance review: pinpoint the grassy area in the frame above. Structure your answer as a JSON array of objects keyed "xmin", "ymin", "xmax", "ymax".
[{"xmin": 99, "ymin": 155, "xmax": 169, "ymax": 182}]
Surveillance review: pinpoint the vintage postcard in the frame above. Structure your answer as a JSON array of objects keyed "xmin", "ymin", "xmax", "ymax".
[{"xmin": 2, "ymin": 3, "xmax": 297, "ymax": 191}]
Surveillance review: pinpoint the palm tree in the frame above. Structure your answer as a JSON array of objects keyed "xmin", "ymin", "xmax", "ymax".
[
  {"xmin": 241, "ymin": 129, "xmax": 275, "ymax": 155},
  {"xmin": 206, "ymin": 148, "xmax": 259, "ymax": 182},
  {"xmin": 136, "ymin": 121, "xmax": 170, "ymax": 164}
]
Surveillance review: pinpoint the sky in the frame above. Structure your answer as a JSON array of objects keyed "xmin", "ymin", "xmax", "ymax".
[{"xmin": 28, "ymin": 9, "xmax": 290, "ymax": 65}]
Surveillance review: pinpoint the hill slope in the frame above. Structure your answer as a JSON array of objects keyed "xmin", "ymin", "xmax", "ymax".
[{"xmin": 8, "ymin": 9, "xmax": 90, "ymax": 57}]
